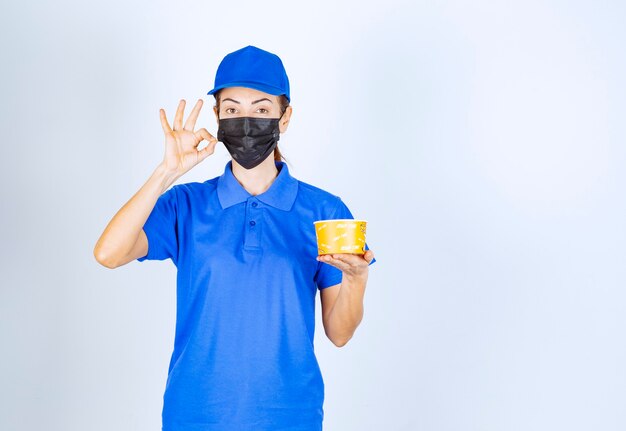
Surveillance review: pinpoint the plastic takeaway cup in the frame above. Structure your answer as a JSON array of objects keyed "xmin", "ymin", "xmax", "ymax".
[{"xmin": 313, "ymin": 219, "xmax": 367, "ymax": 255}]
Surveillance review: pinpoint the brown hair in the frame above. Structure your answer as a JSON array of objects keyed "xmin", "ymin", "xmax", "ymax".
[{"xmin": 213, "ymin": 89, "xmax": 290, "ymax": 164}]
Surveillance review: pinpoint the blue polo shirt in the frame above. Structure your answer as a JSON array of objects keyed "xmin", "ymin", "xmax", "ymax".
[{"xmin": 137, "ymin": 160, "xmax": 376, "ymax": 431}]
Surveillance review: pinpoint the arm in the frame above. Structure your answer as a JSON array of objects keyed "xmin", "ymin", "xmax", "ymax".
[
  {"xmin": 93, "ymin": 98, "xmax": 218, "ymax": 269},
  {"xmin": 319, "ymin": 250, "xmax": 375, "ymax": 347},
  {"xmin": 93, "ymin": 164, "xmax": 179, "ymax": 268}
]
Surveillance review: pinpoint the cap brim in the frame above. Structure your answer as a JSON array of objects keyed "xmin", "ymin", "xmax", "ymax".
[{"xmin": 207, "ymin": 81, "xmax": 289, "ymax": 101}]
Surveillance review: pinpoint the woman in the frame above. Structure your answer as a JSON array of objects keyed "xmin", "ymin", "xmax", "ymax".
[{"xmin": 94, "ymin": 45, "xmax": 377, "ymax": 431}]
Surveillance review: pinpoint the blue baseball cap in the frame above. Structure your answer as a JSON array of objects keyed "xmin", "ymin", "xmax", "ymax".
[{"xmin": 207, "ymin": 45, "xmax": 290, "ymax": 102}]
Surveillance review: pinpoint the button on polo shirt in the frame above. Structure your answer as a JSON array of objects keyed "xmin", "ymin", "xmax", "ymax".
[{"xmin": 137, "ymin": 160, "xmax": 376, "ymax": 431}]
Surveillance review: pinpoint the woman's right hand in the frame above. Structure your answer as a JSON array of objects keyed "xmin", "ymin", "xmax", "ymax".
[{"xmin": 159, "ymin": 98, "xmax": 218, "ymax": 178}]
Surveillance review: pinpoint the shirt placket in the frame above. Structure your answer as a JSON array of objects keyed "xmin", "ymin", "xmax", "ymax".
[{"xmin": 244, "ymin": 197, "xmax": 262, "ymax": 250}]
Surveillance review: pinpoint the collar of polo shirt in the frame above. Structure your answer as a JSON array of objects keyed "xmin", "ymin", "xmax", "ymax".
[{"xmin": 217, "ymin": 160, "xmax": 298, "ymax": 211}]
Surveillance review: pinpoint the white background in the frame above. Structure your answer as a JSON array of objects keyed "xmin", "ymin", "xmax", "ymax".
[{"xmin": 1, "ymin": 0, "xmax": 624, "ymax": 430}]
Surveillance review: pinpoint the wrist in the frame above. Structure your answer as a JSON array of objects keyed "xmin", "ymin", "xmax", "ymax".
[{"xmin": 153, "ymin": 163, "xmax": 180, "ymax": 192}]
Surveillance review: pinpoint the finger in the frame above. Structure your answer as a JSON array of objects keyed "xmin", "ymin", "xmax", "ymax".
[
  {"xmin": 195, "ymin": 129, "xmax": 218, "ymax": 162},
  {"xmin": 197, "ymin": 143, "xmax": 217, "ymax": 162},
  {"xmin": 318, "ymin": 255, "xmax": 350, "ymax": 272},
  {"xmin": 159, "ymin": 108, "xmax": 173, "ymax": 135},
  {"xmin": 184, "ymin": 99, "xmax": 204, "ymax": 131},
  {"xmin": 329, "ymin": 260, "xmax": 351, "ymax": 272},
  {"xmin": 173, "ymin": 99, "xmax": 185, "ymax": 131},
  {"xmin": 331, "ymin": 253, "xmax": 360, "ymax": 266},
  {"xmin": 195, "ymin": 128, "xmax": 217, "ymax": 146}
]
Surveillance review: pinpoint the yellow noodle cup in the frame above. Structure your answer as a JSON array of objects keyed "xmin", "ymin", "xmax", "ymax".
[{"xmin": 313, "ymin": 219, "xmax": 367, "ymax": 255}]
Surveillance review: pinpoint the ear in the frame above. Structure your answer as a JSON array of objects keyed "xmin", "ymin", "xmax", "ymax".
[
  {"xmin": 278, "ymin": 105, "xmax": 293, "ymax": 134},
  {"xmin": 213, "ymin": 106, "xmax": 219, "ymax": 126}
]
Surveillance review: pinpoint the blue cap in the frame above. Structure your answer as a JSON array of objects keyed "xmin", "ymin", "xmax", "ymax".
[{"xmin": 207, "ymin": 45, "xmax": 290, "ymax": 102}]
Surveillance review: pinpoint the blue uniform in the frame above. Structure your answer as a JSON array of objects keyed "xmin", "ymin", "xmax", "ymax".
[{"xmin": 137, "ymin": 160, "xmax": 376, "ymax": 430}]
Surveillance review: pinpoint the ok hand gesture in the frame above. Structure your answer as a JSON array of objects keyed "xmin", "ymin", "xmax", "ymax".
[{"xmin": 160, "ymin": 99, "xmax": 218, "ymax": 178}]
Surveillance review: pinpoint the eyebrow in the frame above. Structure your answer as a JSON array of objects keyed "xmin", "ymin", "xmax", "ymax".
[{"xmin": 222, "ymin": 97, "xmax": 273, "ymax": 105}]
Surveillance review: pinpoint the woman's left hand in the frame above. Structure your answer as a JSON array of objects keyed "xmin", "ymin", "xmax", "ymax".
[{"xmin": 316, "ymin": 249, "xmax": 375, "ymax": 281}]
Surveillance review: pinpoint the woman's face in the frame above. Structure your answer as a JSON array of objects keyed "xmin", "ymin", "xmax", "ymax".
[{"xmin": 213, "ymin": 86, "xmax": 292, "ymax": 134}]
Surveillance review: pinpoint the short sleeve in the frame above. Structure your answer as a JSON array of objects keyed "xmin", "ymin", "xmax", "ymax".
[
  {"xmin": 136, "ymin": 186, "xmax": 179, "ymax": 264},
  {"xmin": 314, "ymin": 197, "xmax": 377, "ymax": 290}
]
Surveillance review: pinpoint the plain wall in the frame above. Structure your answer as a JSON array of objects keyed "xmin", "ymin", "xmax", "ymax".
[{"xmin": 1, "ymin": 0, "xmax": 624, "ymax": 430}]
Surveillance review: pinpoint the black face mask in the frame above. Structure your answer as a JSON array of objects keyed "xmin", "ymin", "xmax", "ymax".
[{"xmin": 217, "ymin": 116, "xmax": 281, "ymax": 170}]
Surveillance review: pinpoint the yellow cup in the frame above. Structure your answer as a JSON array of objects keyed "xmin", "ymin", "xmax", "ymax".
[{"xmin": 313, "ymin": 219, "xmax": 367, "ymax": 255}]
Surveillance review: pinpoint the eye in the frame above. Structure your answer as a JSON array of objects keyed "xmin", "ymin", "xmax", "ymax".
[
  {"xmin": 256, "ymin": 108, "xmax": 269, "ymax": 114},
  {"xmin": 225, "ymin": 108, "xmax": 236, "ymax": 114}
]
